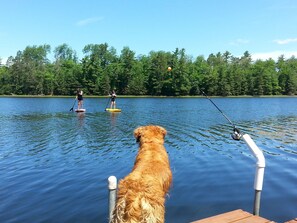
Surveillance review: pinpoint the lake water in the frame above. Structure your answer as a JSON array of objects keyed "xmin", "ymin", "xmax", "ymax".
[{"xmin": 0, "ymin": 97, "xmax": 296, "ymax": 223}]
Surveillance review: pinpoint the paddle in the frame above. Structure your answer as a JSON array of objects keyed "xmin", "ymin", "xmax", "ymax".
[
  {"xmin": 69, "ymin": 98, "xmax": 76, "ymax": 111},
  {"xmin": 104, "ymin": 97, "xmax": 111, "ymax": 111}
]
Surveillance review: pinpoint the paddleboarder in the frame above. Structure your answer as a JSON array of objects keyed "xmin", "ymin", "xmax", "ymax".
[
  {"xmin": 109, "ymin": 90, "xmax": 116, "ymax": 109},
  {"xmin": 76, "ymin": 88, "xmax": 83, "ymax": 109}
]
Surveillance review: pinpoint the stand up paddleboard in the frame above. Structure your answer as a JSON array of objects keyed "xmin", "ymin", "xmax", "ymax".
[
  {"xmin": 105, "ymin": 108, "xmax": 121, "ymax": 112},
  {"xmin": 75, "ymin": 108, "xmax": 86, "ymax": 112}
]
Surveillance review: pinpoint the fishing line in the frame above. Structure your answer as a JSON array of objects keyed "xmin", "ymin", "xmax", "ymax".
[{"xmin": 200, "ymin": 90, "xmax": 242, "ymax": 140}]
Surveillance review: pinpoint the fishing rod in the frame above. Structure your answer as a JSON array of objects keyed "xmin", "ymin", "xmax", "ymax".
[
  {"xmin": 200, "ymin": 89, "xmax": 266, "ymax": 216},
  {"xmin": 200, "ymin": 90, "xmax": 242, "ymax": 140}
]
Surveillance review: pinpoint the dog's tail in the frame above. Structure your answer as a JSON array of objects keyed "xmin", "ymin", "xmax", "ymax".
[
  {"xmin": 140, "ymin": 196, "xmax": 165, "ymax": 223},
  {"xmin": 111, "ymin": 182, "xmax": 166, "ymax": 223}
]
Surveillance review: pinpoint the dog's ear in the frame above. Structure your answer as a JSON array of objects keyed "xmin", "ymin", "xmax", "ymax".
[
  {"xmin": 158, "ymin": 126, "xmax": 167, "ymax": 138},
  {"xmin": 134, "ymin": 126, "xmax": 143, "ymax": 142}
]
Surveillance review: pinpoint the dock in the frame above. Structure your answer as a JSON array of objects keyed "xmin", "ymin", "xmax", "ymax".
[{"xmin": 190, "ymin": 209, "xmax": 297, "ymax": 223}]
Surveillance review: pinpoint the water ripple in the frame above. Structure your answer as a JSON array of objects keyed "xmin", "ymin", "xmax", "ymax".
[{"xmin": 1, "ymin": 97, "xmax": 297, "ymax": 223}]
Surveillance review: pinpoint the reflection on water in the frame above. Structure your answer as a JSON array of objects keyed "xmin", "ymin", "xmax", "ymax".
[
  {"xmin": 238, "ymin": 116, "xmax": 297, "ymax": 158},
  {"xmin": 109, "ymin": 112, "xmax": 120, "ymax": 127},
  {"xmin": 77, "ymin": 112, "xmax": 85, "ymax": 126},
  {"xmin": 0, "ymin": 97, "xmax": 296, "ymax": 223}
]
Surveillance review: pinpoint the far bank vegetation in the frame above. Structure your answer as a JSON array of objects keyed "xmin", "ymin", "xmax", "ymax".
[{"xmin": 0, "ymin": 43, "xmax": 296, "ymax": 96}]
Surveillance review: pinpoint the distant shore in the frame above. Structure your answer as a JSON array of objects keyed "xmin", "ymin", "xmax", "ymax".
[{"xmin": 1, "ymin": 94, "xmax": 297, "ymax": 98}]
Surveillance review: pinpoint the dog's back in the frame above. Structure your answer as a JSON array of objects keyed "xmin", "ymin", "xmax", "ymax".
[{"xmin": 111, "ymin": 125, "xmax": 172, "ymax": 223}]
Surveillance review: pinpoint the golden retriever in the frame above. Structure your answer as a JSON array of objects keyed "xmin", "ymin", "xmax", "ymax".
[{"xmin": 111, "ymin": 125, "xmax": 172, "ymax": 223}]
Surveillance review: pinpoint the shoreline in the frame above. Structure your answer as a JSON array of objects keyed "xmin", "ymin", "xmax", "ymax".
[{"xmin": 0, "ymin": 95, "xmax": 297, "ymax": 98}]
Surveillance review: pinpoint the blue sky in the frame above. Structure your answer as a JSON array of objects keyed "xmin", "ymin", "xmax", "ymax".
[{"xmin": 1, "ymin": 0, "xmax": 297, "ymax": 63}]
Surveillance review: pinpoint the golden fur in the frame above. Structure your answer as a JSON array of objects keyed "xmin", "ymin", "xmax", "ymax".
[{"xmin": 111, "ymin": 125, "xmax": 172, "ymax": 223}]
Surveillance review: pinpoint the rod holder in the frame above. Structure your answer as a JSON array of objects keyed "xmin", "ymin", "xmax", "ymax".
[
  {"xmin": 108, "ymin": 176, "xmax": 117, "ymax": 222},
  {"xmin": 242, "ymin": 134, "xmax": 266, "ymax": 216}
]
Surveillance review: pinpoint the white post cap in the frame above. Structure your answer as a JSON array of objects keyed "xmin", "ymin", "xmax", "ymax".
[{"xmin": 108, "ymin": 176, "xmax": 117, "ymax": 190}]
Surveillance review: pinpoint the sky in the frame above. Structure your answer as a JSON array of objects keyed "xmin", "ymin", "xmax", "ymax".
[{"xmin": 1, "ymin": 0, "xmax": 297, "ymax": 63}]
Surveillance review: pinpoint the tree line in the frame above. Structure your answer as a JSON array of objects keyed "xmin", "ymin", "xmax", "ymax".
[{"xmin": 0, "ymin": 43, "xmax": 297, "ymax": 96}]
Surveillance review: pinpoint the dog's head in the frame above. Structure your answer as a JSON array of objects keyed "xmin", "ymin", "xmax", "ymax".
[{"xmin": 134, "ymin": 125, "xmax": 167, "ymax": 144}]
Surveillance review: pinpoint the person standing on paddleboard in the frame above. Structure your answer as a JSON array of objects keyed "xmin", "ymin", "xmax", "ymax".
[
  {"xmin": 76, "ymin": 88, "xmax": 83, "ymax": 109},
  {"xmin": 110, "ymin": 90, "xmax": 117, "ymax": 109}
]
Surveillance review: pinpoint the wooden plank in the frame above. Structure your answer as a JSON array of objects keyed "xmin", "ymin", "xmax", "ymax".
[
  {"xmin": 191, "ymin": 209, "xmax": 275, "ymax": 223},
  {"xmin": 191, "ymin": 209, "xmax": 251, "ymax": 223},
  {"xmin": 285, "ymin": 219, "xmax": 297, "ymax": 223},
  {"xmin": 234, "ymin": 215, "xmax": 275, "ymax": 223}
]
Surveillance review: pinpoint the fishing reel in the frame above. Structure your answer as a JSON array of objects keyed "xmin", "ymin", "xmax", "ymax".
[{"xmin": 231, "ymin": 127, "xmax": 242, "ymax": 141}]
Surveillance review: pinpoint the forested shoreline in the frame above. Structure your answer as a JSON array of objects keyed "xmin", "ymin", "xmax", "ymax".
[{"xmin": 0, "ymin": 43, "xmax": 297, "ymax": 96}]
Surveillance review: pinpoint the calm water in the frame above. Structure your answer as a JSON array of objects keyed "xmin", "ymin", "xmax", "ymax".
[{"xmin": 0, "ymin": 97, "xmax": 296, "ymax": 223}]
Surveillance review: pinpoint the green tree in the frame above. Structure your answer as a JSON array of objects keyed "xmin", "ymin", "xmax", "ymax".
[
  {"xmin": 9, "ymin": 45, "xmax": 51, "ymax": 95},
  {"xmin": 170, "ymin": 48, "xmax": 191, "ymax": 96},
  {"xmin": 126, "ymin": 59, "xmax": 147, "ymax": 95},
  {"xmin": 286, "ymin": 57, "xmax": 297, "ymax": 95},
  {"xmin": 54, "ymin": 43, "xmax": 78, "ymax": 62},
  {"xmin": 53, "ymin": 44, "xmax": 80, "ymax": 95},
  {"xmin": 0, "ymin": 65, "xmax": 11, "ymax": 94},
  {"xmin": 82, "ymin": 43, "xmax": 117, "ymax": 94},
  {"xmin": 117, "ymin": 47, "xmax": 136, "ymax": 94},
  {"xmin": 278, "ymin": 55, "xmax": 297, "ymax": 95},
  {"xmin": 202, "ymin": 53, "xmax": 219, "ymax": 95},
  {"xmin": 128, "ymin": 54, "xmax": 150, "ymax": 95},
  {"xmin": 215, "ymin": 52, "xmax": 232, "ymax": 96},
  {"xmin": 189, "ymin": 55, "xmax": 208, "ymax": 95},
  {"xmin": 252, "ymin": 59, "xmax": 279, "ymax": 95},
  {"xmin": 237, "ymin": 51, "xmax": 252, "ymax": 95},
  {"xmin": 147, "ymin": 51, "xmax": 170, "ymax": 95}
]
